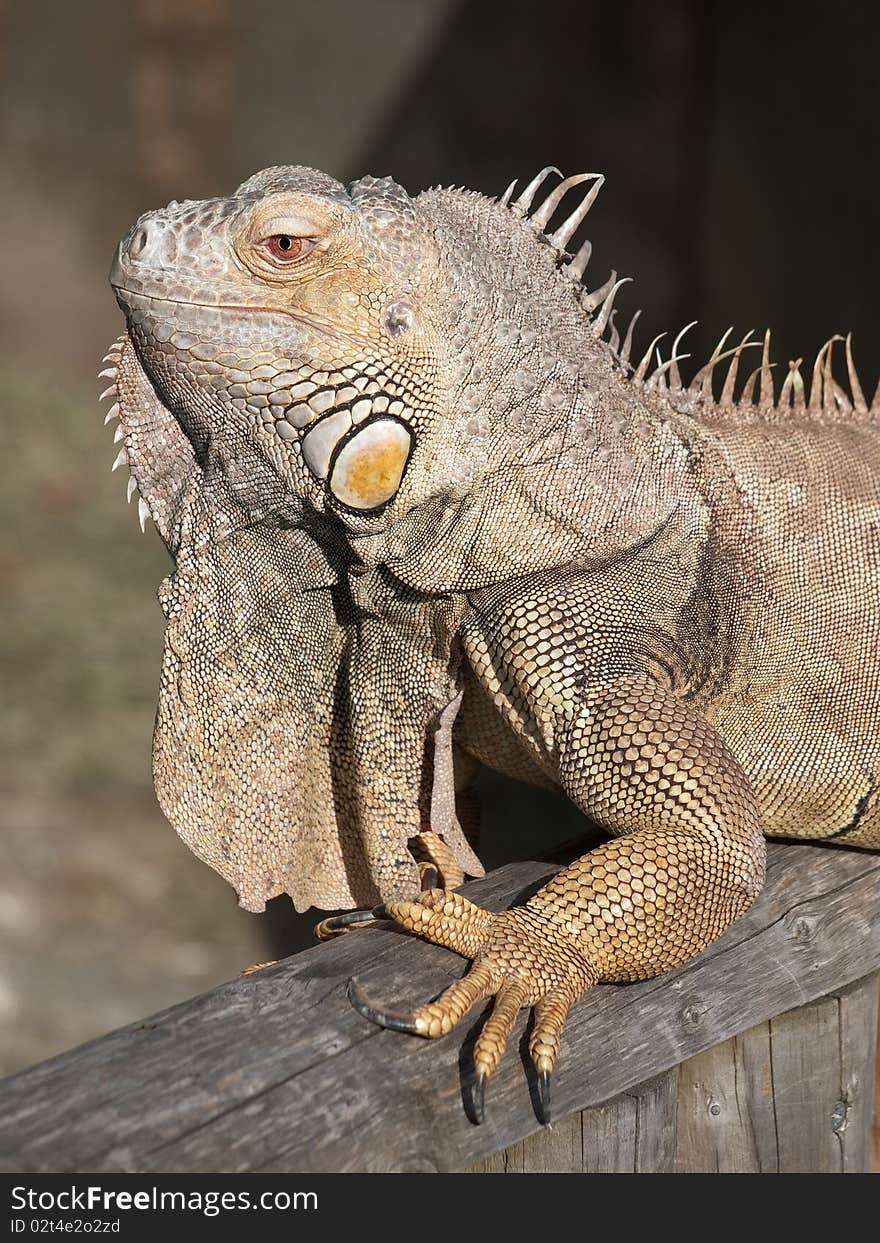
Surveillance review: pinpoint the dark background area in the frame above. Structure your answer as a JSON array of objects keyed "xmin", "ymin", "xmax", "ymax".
[{"xmin": 0, "ymin": 0, "xmax": 878, "ymax": 1091}]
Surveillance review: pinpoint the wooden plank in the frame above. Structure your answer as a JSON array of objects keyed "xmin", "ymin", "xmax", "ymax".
[
  {"xmin": 771, "ymin": 996, "xmax": 843, "ymax": 1171},
  {"xmin": 675, "ymin": 972, "xmax": 878, "ymax": 1173},
  {"xmin": 633, "ymin": 1070, "xmax": 678, "ymax": 1172},
  {"xmin": 483, "ymin": 979, "xmax": 876, "ymax": 1174},
  {"xmin": 675, "ymin": 1027, "xmax": 774, "ymax": 1172},
  {"xmin": 470, "ymin": 1069, "xmax": 676, "ymax": 1173},
  {"xmin": 873, "ymin": 998, "xmax": 880, "ymax": 1172},
  {"xmin": 733, "ymin": 1021, "xmax": 781, "ymax": 1171},
  {"xmin": 579, "ymin": 1071, "xmax": 679, "ymax": 1173},
  {"xmin": 0, "ymin": 843, "xmax": 878, "ymax": 1173},
  {"xmin": 833, "ymin": 973, "xmax": 878, "ymax": 1173},
  {"xmin": 580, "ymin": 1093, "xmax": 638, "ymax": 1172},
  {"xmin": 470, "ymin": 1111, "xmax": 583, "ymax": 1173}
]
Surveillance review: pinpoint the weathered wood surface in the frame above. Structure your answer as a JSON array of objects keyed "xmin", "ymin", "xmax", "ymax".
[
  {"xmin": 471, "ymin": 1069, "xmax": 678, "ymax": 1173},
  {"xmin": 1, "ymin": 842, "xmax": 879, "ymax": 1173},
  {"xmin": 472, "ymin": 973, "xmax": 878, "ymax": 1173},
  {"xmin": 674, "ymin": 973, "xmax": 878, "ymax": 1172}
]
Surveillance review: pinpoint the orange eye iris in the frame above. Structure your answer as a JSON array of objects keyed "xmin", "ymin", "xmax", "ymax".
[{"xmin": 262, "ymin": 234, "xmax": 316, "ymax": 263}]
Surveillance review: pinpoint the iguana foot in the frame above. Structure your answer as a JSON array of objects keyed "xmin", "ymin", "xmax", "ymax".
[
  {"xmin": 314, "ymin": 831, "xmax": 466, "ymax": 941},
  {"xmin": 347, "ymin": 887, "xmax": 597, "ymax": 1125}
]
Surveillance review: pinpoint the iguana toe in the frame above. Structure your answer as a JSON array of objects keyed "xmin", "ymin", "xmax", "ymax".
[{"xmin": 314, "ymin": 909, "xmax": 380, "ymax": 941}]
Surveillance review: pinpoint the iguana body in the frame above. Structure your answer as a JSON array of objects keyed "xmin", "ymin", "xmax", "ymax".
[{"xmin": 105, "ymin": 165, "xmax": 880, "ymax": 1121}]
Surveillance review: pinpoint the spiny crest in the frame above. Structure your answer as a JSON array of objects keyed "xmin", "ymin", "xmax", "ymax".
[
  {"xmin": 500, "ymin": 167, "xmax": 880, "ymax": 423},
  {"xmin": 499, "ymin": 166, "xmax": 636, "ymax": 351},
  {"xmin": 97, "ymin": 334, "xmax": 155, "ymax": 534},
  {"xmin": 628, "ymin": 325, "xmax": 880, "ymax": 425}
]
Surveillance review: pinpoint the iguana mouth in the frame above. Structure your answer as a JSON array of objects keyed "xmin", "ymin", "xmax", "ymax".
[
  {"xmin": 112, "ymin": 281, "xmax": 367, "ymax": 351},
  {"xmin": 111, "ymin": 241, "xmax": 371, "ymax": 347},
  {"xmin": 113, "ymin": 263, "xmax": 423, "ymax": 513}
]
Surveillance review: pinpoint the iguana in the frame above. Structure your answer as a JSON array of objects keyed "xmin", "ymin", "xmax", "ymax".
[{"xmin": 104, "ymin": 164, "xmax": 880, "ymax": 1124}]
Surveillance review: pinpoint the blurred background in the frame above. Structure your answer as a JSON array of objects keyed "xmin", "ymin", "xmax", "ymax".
[{"xmin": 0, "ymin": 0, "xmax": 878, "ymax": 1157}]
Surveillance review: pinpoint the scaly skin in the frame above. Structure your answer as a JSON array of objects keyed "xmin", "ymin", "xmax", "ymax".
[{"xmin": 104, "ymin": 164, "xmax": 880, "ymax": 1122}]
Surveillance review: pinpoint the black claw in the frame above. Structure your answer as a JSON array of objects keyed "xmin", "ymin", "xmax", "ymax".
[
  {"xmin": 419, "ymin": 865, "xmax": 441, "ymax": 890},
  {"xmin": 316, "ymin": 909, "xmax": 377, "ymax": 938},
  {"xmin": 536, "ymin": 1069, "xmax": 552, "ymax": 1126},
  {"xmin": 472, "ymin": 1073, "xmax": 487, "ymax": 1125},
  {"xmin": 371, "ymin": 904, "xmax": 388, "ymax": 920},
  {"xmin": 346, "ymin": 978, "xmax": 421, "ymax": 1035}
]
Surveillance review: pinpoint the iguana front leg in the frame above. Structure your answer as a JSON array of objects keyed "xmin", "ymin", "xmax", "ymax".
[{"xmin": 350, "ymin": 672, "xmax": 766, "ymax": 1123}]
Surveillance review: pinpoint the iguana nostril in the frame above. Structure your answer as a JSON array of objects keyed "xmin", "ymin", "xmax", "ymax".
[{"xmin": 129, "ymin": 227, "xmax": 148, "ymax": 258}]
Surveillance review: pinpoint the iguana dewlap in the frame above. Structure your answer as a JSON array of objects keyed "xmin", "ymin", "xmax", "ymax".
[{"xmin": 105, "ymin": 164, "xmax": 880, "ymax": 1122}]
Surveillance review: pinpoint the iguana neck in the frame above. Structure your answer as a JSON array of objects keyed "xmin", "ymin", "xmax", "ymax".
[
  {"xmin": 346, "ymin": 360, "xmax": 711, "ymax": 596},
  {"xmin": 332, "ymin": 188, "xmax": 708, "ymax": 592}
]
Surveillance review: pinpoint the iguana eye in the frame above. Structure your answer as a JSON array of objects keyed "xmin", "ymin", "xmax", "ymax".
[{"xmin": 261, "ymin": 235, "xmax": 317, "ymax": 264}]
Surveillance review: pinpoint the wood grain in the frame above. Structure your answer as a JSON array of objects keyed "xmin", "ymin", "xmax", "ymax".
[
  {"xmin": 0, "ymin": 842, "xmax": 878, "ymax": 1173},
  {"xmin": 473, "ymin": 976, "xmax": 877, "ymax": 1173},
  {"xmin": 674, "ymin": 974, "xmax": 878, "ymax": 1172},
  {"xmin": 471, "ymin": 1069, "xmax": 677, "ymax": 1173}
]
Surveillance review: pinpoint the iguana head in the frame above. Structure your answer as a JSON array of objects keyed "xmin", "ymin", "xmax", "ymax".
[
  {"xmin": 110, "ymin": 164, "xmax": 647, "ymax": 562},
  {"xmin": 111, "ymin": 165, "xmax": 451, "ymax": 529}
]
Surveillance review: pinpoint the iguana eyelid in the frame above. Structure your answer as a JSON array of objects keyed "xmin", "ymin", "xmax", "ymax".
[
  {"xmin": 235, "ymin": 216, "xmax": 326, "ymax": 276},
  {"xmin": 259, "ymin": 215, "xmax": 322, "ymax": 239}
]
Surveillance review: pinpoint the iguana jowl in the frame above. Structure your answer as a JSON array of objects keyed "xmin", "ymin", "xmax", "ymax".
[{"xmin": 105, "ymin": 164, "xmax": 880, "ymax": 1123}]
